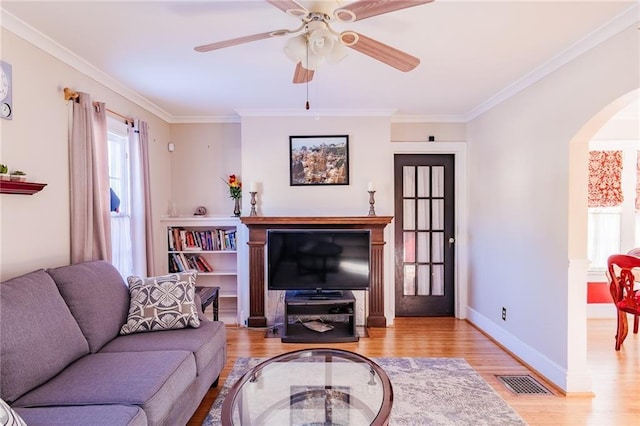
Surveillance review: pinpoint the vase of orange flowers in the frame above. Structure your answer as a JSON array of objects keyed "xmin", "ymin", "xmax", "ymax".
[{"xmin": 224, "ymin": 174, "xmax": 242, "ymax": 217}]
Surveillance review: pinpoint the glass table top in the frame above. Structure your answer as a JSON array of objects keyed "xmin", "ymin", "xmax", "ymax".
[{"xmin": 221, "ymin": 348, "xmax": 393, "ymax": 426}]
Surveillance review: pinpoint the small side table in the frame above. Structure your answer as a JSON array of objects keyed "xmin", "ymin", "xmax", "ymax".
[{"xmin": 195, "ymin": 286, "xmax": 220, "ymax": 321}]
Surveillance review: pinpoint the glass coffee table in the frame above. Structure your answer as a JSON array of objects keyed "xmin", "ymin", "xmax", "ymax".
[{"xmin": 221, "ymin": 348, "xmax": 393, "ymax": 425}]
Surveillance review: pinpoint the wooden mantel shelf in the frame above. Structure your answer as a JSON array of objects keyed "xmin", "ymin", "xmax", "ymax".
[
  {"xmin": 240, "ymin": 216, "xmax": 393, "ymax": 226},
  {"xmin": 0, "ymin": 180, "xmax": 47, "ymax": 195},
  {"xmin": 241, "ymin": 216, "xmax": 393, "ymax": 329}
]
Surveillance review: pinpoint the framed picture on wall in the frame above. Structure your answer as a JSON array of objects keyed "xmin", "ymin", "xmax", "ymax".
[{"xmin": 289, "ymin": 135, "xmax": 349, "ymax": 186}]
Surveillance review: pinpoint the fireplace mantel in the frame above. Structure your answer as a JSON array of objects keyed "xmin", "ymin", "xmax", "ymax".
[{"xmin": 240, "ymin": 216, "xmax": 393, "ymax": 328}]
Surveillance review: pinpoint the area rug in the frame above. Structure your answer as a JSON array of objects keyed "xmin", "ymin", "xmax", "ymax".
[{"xmin": 203, "ymin": 357, "xmax": 527, "ymax": 425}]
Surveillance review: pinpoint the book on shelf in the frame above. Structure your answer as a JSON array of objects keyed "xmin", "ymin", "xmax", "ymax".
[
  {"xmin": 169, "ymin": 227, "xmax": 183, "ymax": 251},
  {"xmin": 167, "ymin": 227, "xmax": 236, "ymax": 252},
  {"xmin": 195, "ymin": 256, "xmax": 213, "ymax": 272},
  {"xmin": 168, "ymin": 253, "xmax": 214, "ymax": 274}
]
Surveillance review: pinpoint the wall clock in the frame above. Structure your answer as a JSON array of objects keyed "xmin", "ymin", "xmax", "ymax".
[{"xmin": 0, "ymin": 61, "xmax": 13, "ymax": 120}]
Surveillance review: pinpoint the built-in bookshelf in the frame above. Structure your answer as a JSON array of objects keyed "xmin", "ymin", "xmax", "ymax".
[{"xmin": 161, "ymin": 216, "xmax": 242, "ymax": 326}]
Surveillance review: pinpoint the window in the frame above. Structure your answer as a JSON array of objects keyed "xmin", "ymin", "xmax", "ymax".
[
  {"xmin": 588, "ymin": 141, "xmax": 640, "ymax": 274},
  {"xmin": 588, "ymin": 206, "xmax": 621, "ymax": 269},
  {"xmin": 108, "ymin": 117, "xmax": 133, "ymax": 278}
]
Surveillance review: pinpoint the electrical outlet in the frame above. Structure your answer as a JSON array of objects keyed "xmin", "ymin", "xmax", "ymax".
[{"xmin": 502, "ymin": 307, "xmax": 507, "ymax": 321}]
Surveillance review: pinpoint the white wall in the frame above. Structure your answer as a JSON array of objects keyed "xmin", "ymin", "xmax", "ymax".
[
  {"xmin": 240, "ymin": 115, "xmax": 393, "ymax": 217},
  {"xmin": 238, "ymin": 115, "xmax": 394, "ymax": 324},
  {"xmin": 0, "ymin": 28, "xmax": 172, "ymax": 280},
  {"xmin": 168, "ymin": 123, "xmax": 241, "ymax": 217},
  {"xmin": 466, "ymin": 24, "xmax": 639, "ymax": 392}
]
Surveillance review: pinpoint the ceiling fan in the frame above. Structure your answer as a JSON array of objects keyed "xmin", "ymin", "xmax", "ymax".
[{"xmin": 194, "ymin": 0, "xmax": 434, "ymax": 84}]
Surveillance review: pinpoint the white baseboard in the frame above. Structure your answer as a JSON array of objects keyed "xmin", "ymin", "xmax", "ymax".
[{"xmin": 466, "ymin": 306, "xmax": 592, "ymax": 393}]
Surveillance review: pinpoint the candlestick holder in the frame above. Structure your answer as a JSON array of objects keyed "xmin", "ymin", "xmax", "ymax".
[
  {"xmin": 368, "ymin": 191, "xmax": 376, "ymax": 216},
  {"xmin": 249, "ymin": 192, "xmax": 258, "ymax": 217}
]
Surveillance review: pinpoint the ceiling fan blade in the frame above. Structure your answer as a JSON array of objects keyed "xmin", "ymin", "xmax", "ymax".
[
  {"xmin": 194, "ymin": 30, "xmax": 287, "ymax": 52},
  {"xmin": 341, "ymin": 32, "xmax": 419, "ymax": 72},
  {"xmin": 293, "ymin": 62, "xmax": 314, "ymax": 84},
  {"xmin": 335, "ymin": 0, "xmax": 433, "ymax": 22},
  {"xmin": 266, "ymin": 0, "xmax": 308, "ymax": 16}
]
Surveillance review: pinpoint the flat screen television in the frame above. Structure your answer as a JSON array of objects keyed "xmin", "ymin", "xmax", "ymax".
[{"xmin": 267, "ymin": 229, "xmax": 371, "ymax": 297}]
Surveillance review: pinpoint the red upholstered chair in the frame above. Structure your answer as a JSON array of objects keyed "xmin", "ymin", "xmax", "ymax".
[{"xmin": 607, "ymin": 254, "xmax": 640, "ymax": 350}]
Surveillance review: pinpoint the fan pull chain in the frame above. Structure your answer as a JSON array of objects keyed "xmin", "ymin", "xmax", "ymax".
[{"xmin": 305, "ymin": 86, "xmax": 309, "ymax": 110}]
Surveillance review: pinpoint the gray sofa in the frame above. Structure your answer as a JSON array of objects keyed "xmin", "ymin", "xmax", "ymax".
[{"xmin": 0, "ymin": 260, "xmax": 227, "ymax": 426}]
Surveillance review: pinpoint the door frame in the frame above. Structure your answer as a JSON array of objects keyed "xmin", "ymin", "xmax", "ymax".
[{"xmin": 387, "ymin": 141, "xmax": 468, "ymax": 321}]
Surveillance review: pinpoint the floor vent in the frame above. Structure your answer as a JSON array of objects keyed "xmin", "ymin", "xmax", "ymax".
[{"xmin": 496, "ymin": 375, "xmax": 553, "ymax": 395}]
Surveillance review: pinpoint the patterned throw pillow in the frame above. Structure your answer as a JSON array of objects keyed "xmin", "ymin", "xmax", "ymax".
[
  {"xmin": 120, "ymin": 271, "xmax": 200, "ymax": 335},
  {"xmin": 0, "ymin": 399, "xmax": 27, "ymax": 426}
]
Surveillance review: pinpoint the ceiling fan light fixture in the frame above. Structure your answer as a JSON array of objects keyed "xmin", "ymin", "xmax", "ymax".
[
  {"xmin": 284, "ymin": 34, "xmax": 307, "ymax": 63},
  {"xmin": 327, "ymin": 40, "xmax": 348, "ymax": 64},
  {"xmin": 302, "ymin": 50, "xmax": 323, "ymax": 71},
  {"xmin": 308, "ymin": 28, "xmax": 335, "ymax": 57}
]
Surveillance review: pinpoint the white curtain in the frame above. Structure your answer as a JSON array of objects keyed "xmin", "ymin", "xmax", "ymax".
[
  {"xmin": 111, "ymin": 215, "xmax": 132, "ymax": 276},
  {"xmin": 70, "ymin": 92, "xmax": 111, "ymax": 263},
  {"xmin": 588, "ymin": 209, "xmax": 621, "ymax": 268},
  {"xmin": 129, "ymin": 120, "xmax": 155, "ymax": 276}
]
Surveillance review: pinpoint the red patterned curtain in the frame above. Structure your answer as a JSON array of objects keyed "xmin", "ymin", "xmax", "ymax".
[{"xmin": 588, "ymin": 150, "xmax": 623, "ymax": 207}]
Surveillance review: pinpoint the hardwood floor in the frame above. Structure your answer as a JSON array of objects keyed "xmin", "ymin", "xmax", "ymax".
[{"xmin": 188, "ymin": 317, "xmax": 639, "ymax": 425}]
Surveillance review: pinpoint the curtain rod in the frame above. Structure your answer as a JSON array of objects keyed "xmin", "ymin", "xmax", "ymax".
[{"xmin": 63, "ymin": 87, "xmax": 134, "ymax": 125}]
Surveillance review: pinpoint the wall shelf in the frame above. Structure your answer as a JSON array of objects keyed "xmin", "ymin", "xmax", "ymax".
[{"xmin": 0, "ymin": 180, "xmax": 47, "ymax": 195}]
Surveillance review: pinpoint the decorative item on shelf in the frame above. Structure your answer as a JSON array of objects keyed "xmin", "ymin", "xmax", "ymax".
[
  {"xmin": 194, "ymin": 206, "xmax": 207, "ymax": 216},
  {"xmin": 249, "ymin": 181, "xmax": 258, "ymax": 217},
  {"xmin": 233, "ymin": 198, "xmax": 241, "ymax": 217},
  {"xmin": 0, "ymin": 164, "xmax": 9, "ymax": 181},
  {"xmin": 223, "ymin": 174, "xmax": 242, "ymax": 217},
  {"xmin": 168, "ymin": 201, "xmax": 178, "ymax": 218},
  {"xmin": 10, "ymin": 170, "xmax": 26, "ymax": 182},
  {"xmin": 368, "ymin": 181, "xmax": 376, "ymax": 216},
  {"xmin": 1, "ymin": 61, "xmax": 13, "ymax": 120}
]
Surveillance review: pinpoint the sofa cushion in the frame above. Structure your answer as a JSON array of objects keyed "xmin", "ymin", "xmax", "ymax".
[
  {"xmin": 120, "ymin": 271, "xmax": 200, "ymax": 335},
  {"xmin": 12, "ymin": 351, "xmax": 195, "ymax": 426},
  {"xmin": 0, "ymin": 270, "xmax": 90, "ymax": 403},
  {"xmin": 101, "ymin": 319, "xmax": 226, "ymax": 376},
  {"xmin": 47, "ymin": 260, "xmax": 130, "ymax": 353},
  {"xmin": 14, "ymin": 405, "xmax": 147, "ymax": 426}
]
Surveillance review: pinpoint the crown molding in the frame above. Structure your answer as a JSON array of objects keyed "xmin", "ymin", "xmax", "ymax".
[
  {"xmin": 1, "ymin": 8, "xmax": 174, "ymax": 123},
  {"xmin": 391, "ymin": 115, "xmax": 466, "ymax": 123},
  {"xmin": 234, "ymin": 108, "xmax": 398, "ymax": 118},
  {"xmin": 174, "ymin": 110, "xmax": 469, "ymax": 124},
  {"xmin": 169, "ymin": 115, "xmax": 241, "ymax": 124},
  {"xmin": 464, "ymin": 3, "xmax": 640, "ymax": 122}
]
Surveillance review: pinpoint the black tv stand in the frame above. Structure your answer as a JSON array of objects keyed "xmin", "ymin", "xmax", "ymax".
[
  {"xmin": 294, "ymin": 289, "xmax": 344, "ymax": 300},
  {"xmin": 282, "ymin": 290, "xmax": 358, "ymax": 343}
]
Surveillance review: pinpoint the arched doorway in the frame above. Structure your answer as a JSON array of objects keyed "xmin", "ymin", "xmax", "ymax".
[{"xmin": 567, "ymin": 89, "xmax": 639, "ymax": 389}]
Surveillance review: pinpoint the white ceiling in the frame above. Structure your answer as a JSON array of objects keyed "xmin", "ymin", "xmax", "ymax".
[{"xmin": 1, "ymin": 1, "xmax": 638, "ymax": 122}]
